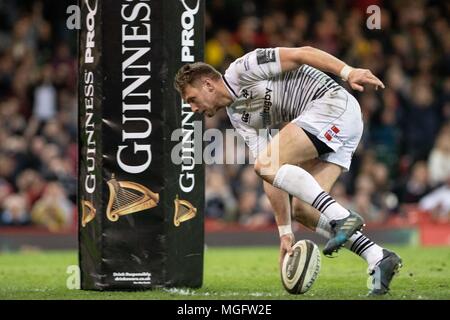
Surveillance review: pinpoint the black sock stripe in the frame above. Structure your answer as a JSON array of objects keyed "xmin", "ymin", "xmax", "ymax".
[
  {"xmin": 321, "ymin": 200, "xmax": 336, "ymax": 213},
  {"xmin": 316, "ymin": 195, "xmax": 330, "ymax": 210},
  {"xmin": 317, "ymin": 197, "xmax": 333, "ymax": 212},
  {"xmin": 313, "ymin": 196, "xmax": 327, "ymax": 210},
  {"xmin": 354, "ymin": 239, "xmax": 371, "ymax": 254},
  {"xmin": 315, "ymin": 191, "xmax": 326, "ymax": 206},
  {"xmin": 318, "ymin": 194, "xmax": 331, "ymax": 207},
  {"xmin": 358, "ymin": 243, "xmax": 375, "ymax": 255},
  {"xmin": 350, "ymin": 235, "xmax": 366, "ymax": 252},
  {"xmin": 356, "ymin": 239, "xmax": 373, "ymax": 255},
  {"xmin": 312, "ymin": 191, "xmax": 326, "ymax": 208},
  {"xmin": 354, "ymin": 235, "xmax": 367, "ymax": 248}
]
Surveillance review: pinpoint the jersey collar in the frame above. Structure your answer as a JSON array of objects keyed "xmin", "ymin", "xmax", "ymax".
[{"xmin": 222, "ymin": 75, "xmax": 238, "ymax": 101}]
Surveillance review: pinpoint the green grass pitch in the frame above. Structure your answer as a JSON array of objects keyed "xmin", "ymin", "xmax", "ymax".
[{"xmin": 0, "ymin": 246, "xmax": 448, "ymax": 300}]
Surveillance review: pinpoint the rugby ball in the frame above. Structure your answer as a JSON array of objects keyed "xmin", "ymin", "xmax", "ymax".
[{"xmin": 281, "ymin": 239, "xmax": 321, "ymax": 294}]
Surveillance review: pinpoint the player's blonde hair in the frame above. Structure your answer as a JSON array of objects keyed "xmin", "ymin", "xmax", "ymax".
[{"xmin": 174, "ymin": 62, "xmax": 221, "ymax": 95}]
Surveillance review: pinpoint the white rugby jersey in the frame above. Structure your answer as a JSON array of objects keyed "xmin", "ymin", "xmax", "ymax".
[{"xmin": 224, "ymin": 47, "xmax": 341, "ymax": 157}]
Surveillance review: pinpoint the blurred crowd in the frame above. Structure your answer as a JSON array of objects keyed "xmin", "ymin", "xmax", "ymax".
[
  {"xmin": 204, "ymin": 0, "xmax": 450, "ymax": 227},
  {"xmin": 0, "ymin": 1, "xmax": 77, "ymax": 230},
  {"xmin": 0, "ymin": 0, "xmax": 449, "ymax": 231}
]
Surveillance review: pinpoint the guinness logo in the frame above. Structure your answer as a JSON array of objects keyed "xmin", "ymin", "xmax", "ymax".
[
  {"xmin": 173, "ymin": 195, "xmax": 197, "ymax": 227},
  {"xmin": 106, "ymin": 174, "xmax": 159, "ymax": 222},
  {"xmin": 81, "ymin": 200, "xmax": 96, "ymax": 227},
  {"xmin": 81, "ymin": 176, "xmax": 196, "ymax": 226}
]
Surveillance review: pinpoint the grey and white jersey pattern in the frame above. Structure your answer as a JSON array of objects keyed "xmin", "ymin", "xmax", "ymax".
[{"xmin": 224, "ymin": 47, "xmax": 342, "ymax": 157}]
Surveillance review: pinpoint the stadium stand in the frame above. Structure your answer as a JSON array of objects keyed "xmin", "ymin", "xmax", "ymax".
[
  {"xmin": 203, "ymin": 0, "xmax": 450, "ymax": 232},
  {"xmin": 0, "ymin": 0, "xmax": 448, "ymax": 248}
]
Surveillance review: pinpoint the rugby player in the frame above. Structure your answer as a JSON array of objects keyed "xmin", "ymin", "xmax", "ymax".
[{"xmin": 174, "ymin": 47, "xmax": 402, "ymax": 295}]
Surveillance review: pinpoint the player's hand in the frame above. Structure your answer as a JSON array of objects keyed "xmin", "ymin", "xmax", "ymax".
[
  {"xmin": 347, "ymin": 68, "xmax": 385, "ymax": 92},
  {"xmin": 279, "ymin": 233, "xmax": 295, "ymax": 267}
]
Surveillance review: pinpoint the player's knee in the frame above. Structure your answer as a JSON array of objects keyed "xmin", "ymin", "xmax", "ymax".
[
  {"xmin": 253, "ymin": 158, "xmax": 264, "ymax": 178},
  {"xmin": 254, "ymin": 157, "xmax": 279, "ymax": 182}
]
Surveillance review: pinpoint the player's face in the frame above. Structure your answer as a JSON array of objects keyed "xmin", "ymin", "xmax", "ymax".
[{"xmin": 183, "ymin": 82, "xmax": 219, "ymax": 117}]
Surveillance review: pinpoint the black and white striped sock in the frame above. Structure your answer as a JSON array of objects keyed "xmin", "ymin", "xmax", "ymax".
[
  {"xmin": 346, "ymin": 231, "xmax": 383, "ymax": 267},
  {"xmin": 349, "ymin": 233, "xmax": 374, "ymax": 255},
  {"xmin": 273, "ymin": 165, "xmax": 349, "ymax": 220},
  {"xmin": 311, "ymin": 191, "xmax": 349, "ymax": 220}
]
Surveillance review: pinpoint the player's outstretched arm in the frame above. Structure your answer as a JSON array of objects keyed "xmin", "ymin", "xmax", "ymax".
[
  {"xmin": 279, "ymin": 46, "xmax": 385, "ymax": 92},
  {"xmin": 263, "ymin": 181, "xmax": 295, "ymax": 266}
]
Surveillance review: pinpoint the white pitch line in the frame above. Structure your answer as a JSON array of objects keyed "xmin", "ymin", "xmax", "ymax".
[{"xmin": 163, "ymin": 288, "xmax": 274, "ymax": 297}]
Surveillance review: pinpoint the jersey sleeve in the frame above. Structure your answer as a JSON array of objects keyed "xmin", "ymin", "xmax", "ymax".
[
  {"xmin": 227, "ymin": 48, "xmax": 283, "ymax": 84},
  {"xmin": 228, "ymin": 113, "xmax": 271, "ymax": 159}
]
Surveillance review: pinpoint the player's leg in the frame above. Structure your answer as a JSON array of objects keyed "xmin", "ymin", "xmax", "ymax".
[
  {"xmin": 291, "ymin": 160, "xmax": 387, "ymax": 265},
  {"xmin": 292, "ymin": 198, "xmax": 384, "ymax": 266},
  {"xmin": 254, "ymin": 122, "xmax": 364, "ymax": 255},
  {"xmin": 288, "ymin": 159, "xmax": 326, "ymax": 230},
  {"xmin": 254, "ymin": 123, "xmax": 354, "ymax": 220},
  {"xmin": 292, "ymin": 159, "xmax": 402, "ymax": 295},
  {"xmin": 255, "ymin": 90, "xmax": 369, "ymax": 254}
]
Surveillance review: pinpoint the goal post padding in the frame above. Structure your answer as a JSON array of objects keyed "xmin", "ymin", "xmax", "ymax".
[{"xmin": 78, "ymin": 0, "xmax": 204, "ymax": 290}]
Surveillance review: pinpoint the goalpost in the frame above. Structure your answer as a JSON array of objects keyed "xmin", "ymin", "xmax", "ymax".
[{"xmin": 78, "ymin": 0, "xmax": 204, "ymax": 290}]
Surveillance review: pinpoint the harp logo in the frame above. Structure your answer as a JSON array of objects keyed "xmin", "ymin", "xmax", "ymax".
[
  {"xmin": 174, "ymin": 195, "xmax": 197, "ymax": 227},
  {"xmin": 81, "ymin": 200, "xmax": 96, "ymax": 227},
  {"xmin": 81, "ymin": 174, "xmax": 160, "ymax": 227},
  {"xmin": 106, "ymin": 174, "xmax": 159, "ymax": 222},
  {"xmin": 81, "ymin": 175, "xmax": 199, "ymax": 227}
]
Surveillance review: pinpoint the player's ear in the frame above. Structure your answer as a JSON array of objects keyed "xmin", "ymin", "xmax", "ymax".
[{"xmin": 204, "ymin": 78, "xmax": 215, "ymax": 92}]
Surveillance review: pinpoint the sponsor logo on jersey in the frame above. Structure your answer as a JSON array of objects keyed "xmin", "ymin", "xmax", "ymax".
[
  {"xmin": 260, "ymin": 88, "xmax": 273, "ymax": 127},
  {"xmin": 242, "ymin": 89, "xmax": 250, "ymax": 99},
  {"xmin": 324, "ymin": 125, "xmax": 340, "ymax": 141},
  {"xmin": 256, "ymin": 49, "xmax": 276, "ymax": 65},
  {"xmin": 243, "ymin": 56, "xmax": 250, "ymax": 71},
  {"xmin": 241, "ymin": 111, "xmax": 250, "ymax": 123}
]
